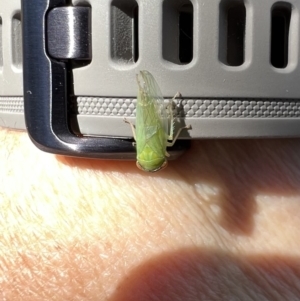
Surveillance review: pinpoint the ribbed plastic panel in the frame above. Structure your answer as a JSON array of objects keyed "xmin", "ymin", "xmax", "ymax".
[{"xmin": 1, "ymin": 0, "xmax": 300, "ymax": 138}]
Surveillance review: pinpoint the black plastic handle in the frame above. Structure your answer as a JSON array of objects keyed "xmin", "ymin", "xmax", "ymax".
[{"xmin": 21, "ymin": 0, "xmax": 190, "ymax": 159}]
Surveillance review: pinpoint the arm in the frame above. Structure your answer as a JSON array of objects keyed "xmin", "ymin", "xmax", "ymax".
[{"xmin": 1, "ymin": 128, "xmax": 300, "ymax": 300}]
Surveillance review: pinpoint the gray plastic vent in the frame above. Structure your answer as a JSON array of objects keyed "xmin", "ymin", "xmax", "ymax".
[
  {"xmin": 0, "ymin": 0, "xmax": 23, "ymax": 98},
  {"xmin": 219, "ymin": 0, "xmax": 246, "ymax": 66},
  {"xmin": 163, "ymin": 0, "xmax": 193, "ymax": 64},
  {"xmin": 12, "ymin": 12, "xmax": 22, "ymax": 70},
  {"xmin": 111, "ymin": 0, "xmax": 139, "ymax": 63},
  {"xmin": 1, "ymin": 0, "xmax": 300, "ymax": 139},
  {"xmin": 0, "ymin": 17, "xmax": 2, "ymax": 69},
  {"xmin": 271, "ymin": 2, "xmax": 291, "ymax": 68},
  {"xmin": 73, "ymin": 0, "xmax": 300, "ymax": 99}
]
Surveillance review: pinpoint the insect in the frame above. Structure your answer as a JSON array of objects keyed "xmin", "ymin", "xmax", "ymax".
[{"xmin": 124, "ymin": 70, "xmax": 191, "ymax": 172}]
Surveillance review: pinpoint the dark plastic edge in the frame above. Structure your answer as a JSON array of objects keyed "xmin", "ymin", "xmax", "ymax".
[{"xmin": 21, "ymin": 0, "xmax": 190, "ymax": 159}]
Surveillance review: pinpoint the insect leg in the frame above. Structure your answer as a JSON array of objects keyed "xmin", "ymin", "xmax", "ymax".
[
  {"xmin": 166, "ymin": 124, "xmax": 192, "ymax": 147},
  {"xmin": 172, "ymin": 92, "xmax": 181, "ymax": 100},
  {"xmin": 124, "ymin": 118, "xmax": 137, "ymax": 141},
  {"xmin": 166, "ymin": 102, "xmax": 174, "ymax": 140},
  {"xmin": 167, "ymin": 92, "xmax": 182, "ymax": 140}
]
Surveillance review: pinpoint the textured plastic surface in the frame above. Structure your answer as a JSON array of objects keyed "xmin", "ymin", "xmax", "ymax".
[
  {"xmin": 1, "ymin": 0, "xmax": 300, "ymax": 139},
  {"xmin": 0, "ymin": 97, "xmax": 25, "ymax": 129}
]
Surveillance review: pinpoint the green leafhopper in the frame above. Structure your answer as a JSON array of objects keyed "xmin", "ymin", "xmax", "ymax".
[{"xmin": 124, "ymin": 70, "xmax": 191, "ymax": 172}]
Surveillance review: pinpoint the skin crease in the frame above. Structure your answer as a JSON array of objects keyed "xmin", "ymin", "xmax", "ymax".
[{"xmin": 1, "ymin": 128, "xmax": 300, "ymax": 300}]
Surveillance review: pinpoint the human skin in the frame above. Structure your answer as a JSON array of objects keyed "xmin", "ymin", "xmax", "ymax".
[{"xmin": 1, "ymin": 128, "xmax": 300, "ymax": 300}]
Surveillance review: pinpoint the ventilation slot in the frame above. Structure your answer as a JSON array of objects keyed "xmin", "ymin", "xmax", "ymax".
[
  {"xmin": 219, "ymin": 0, "xmax": 246, "ymax": 66},
  {"xmin": 0, "ymin": 17, "xmax": 2, "ymax": 69},
  {"xmin": 271, "ymin": 2, "xmax": 291, "ymax": 69},
  {"xmin": 12, "ymin": 13, "xmax": 22, "ymax": 70},
  {"xmin": 110, "ymin": 0, "xmax": 139, "ymax": 64},
  {"xmin": 163, "ymin": 0, "xmax": 193, "ymax": 65}
]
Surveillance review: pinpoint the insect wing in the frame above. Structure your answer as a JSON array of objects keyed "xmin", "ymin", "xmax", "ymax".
[{"xmin": 139, "ymin": 71, "xmax": 169, "ymax": 139}]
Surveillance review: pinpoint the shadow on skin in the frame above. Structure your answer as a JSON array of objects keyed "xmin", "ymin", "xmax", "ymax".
[
  {"xmin": 108, "ymin": 247, "xmax": 300, "ymax": 301},
  {"xmin": 57, "ymin": 139, "xmax": 300, "ymax": 236}
]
